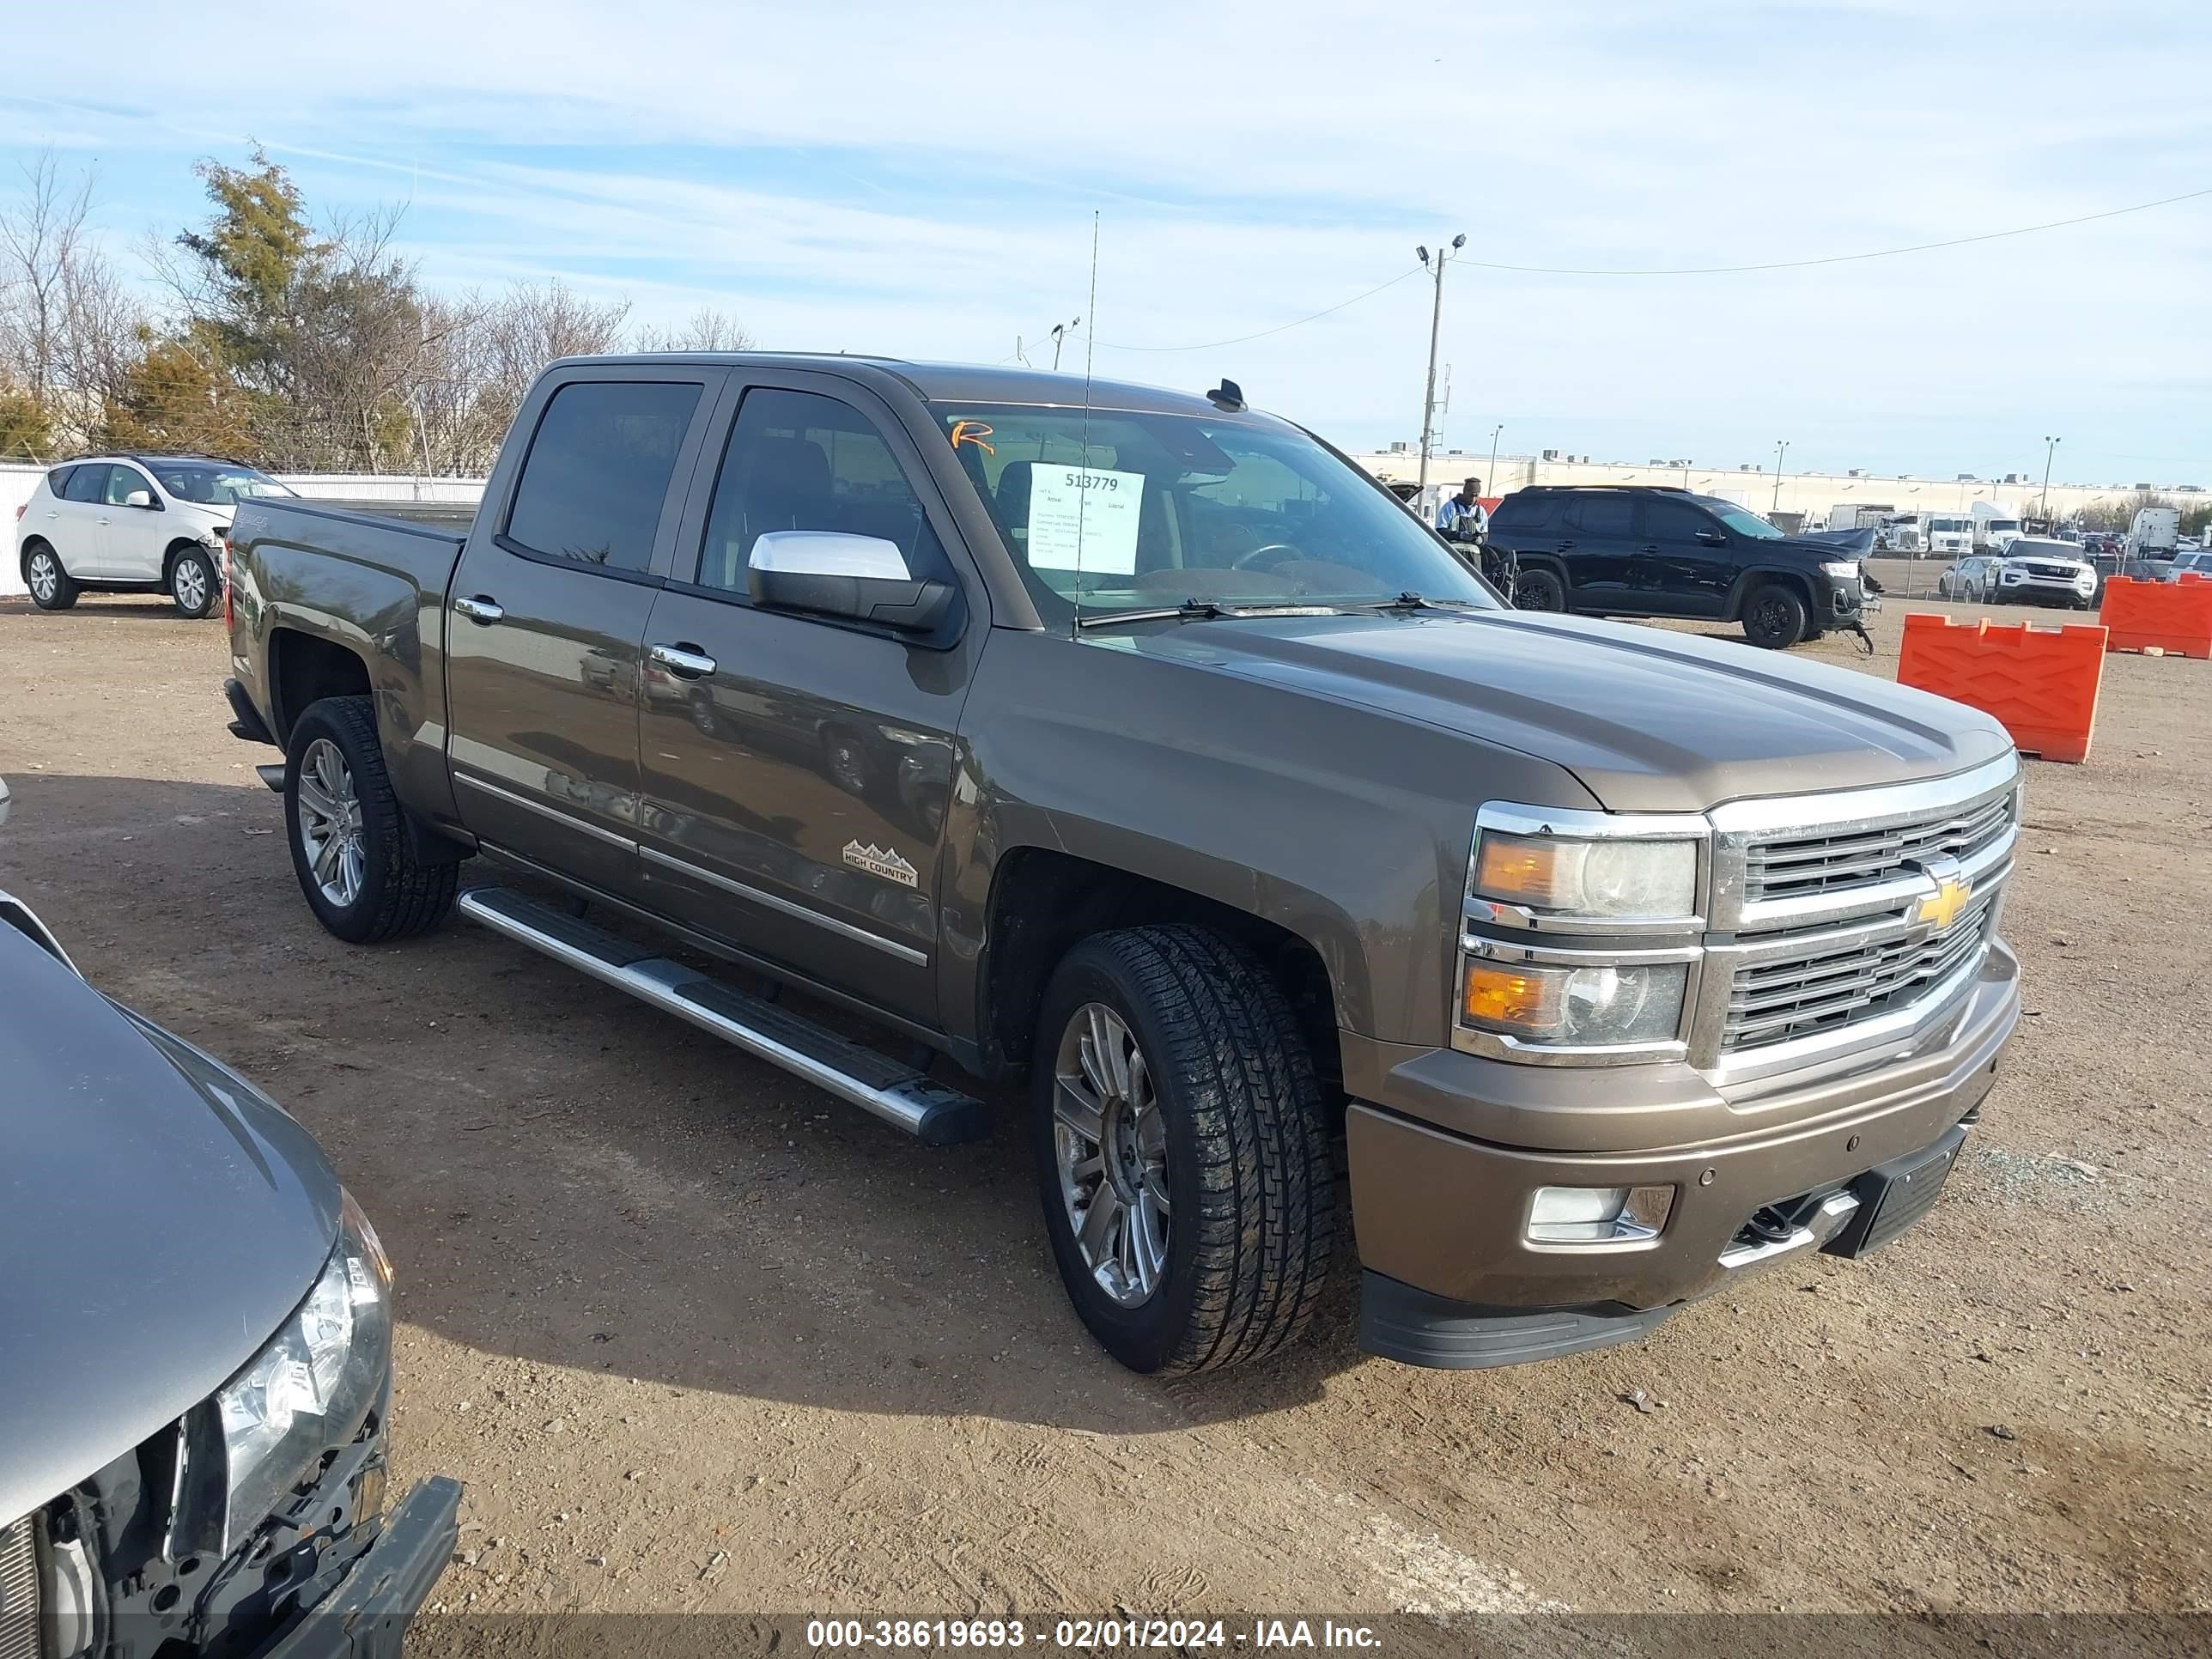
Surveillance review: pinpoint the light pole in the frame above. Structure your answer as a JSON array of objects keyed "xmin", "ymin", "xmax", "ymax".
[
  {"xmin": 1771, "ymin": 441, "xmax": 1789, "ymax": 514},
  {"xmin": 1487, "ymin": 423, "xmax": 1503, "ymax": 497},
  {"xmin": 2040, "ymin": 435, "xmax": 2060, "ymax": 521},
  {"xmin": 1415, "ymin": 234, "xmax": 1466, "ymax": 498},
  {"xmin": 1050, "ymin": 317, "xmax": 1083, "ymax": 372}
]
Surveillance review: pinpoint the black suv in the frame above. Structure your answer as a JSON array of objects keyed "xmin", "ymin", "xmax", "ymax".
[{"xmin": 1486, "ymin": 486, "xmax": 1870, "ymax": 648}]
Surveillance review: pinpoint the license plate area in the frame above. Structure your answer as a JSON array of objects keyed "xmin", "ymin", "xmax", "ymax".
[{"xmin": 1822, "ymin": 1122, "xmax": 1969, "ymax": 1259}]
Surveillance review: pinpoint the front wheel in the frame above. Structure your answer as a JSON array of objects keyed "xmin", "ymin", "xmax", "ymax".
[
  {"xmin": 22, "ymin": 544, "xmax": 79, "ymax": 611},
  {"xmin": 1741, "ymin": 583, "xmax": 1808, "ymax": 649},
  {"xmin": 284, "ymin": 696, "xmax": 459, "ymax": 943},
  {"xmin": 1511, "ymin": 567, "xmax": 1566, "ymax": 611},
  {"xmin": 169, "ymin": 547, "xmax": 218, "ymax": 618},
  {"xmin": 1031, "ymin": 926, "xmax": 1334, "ymax": 1376}
]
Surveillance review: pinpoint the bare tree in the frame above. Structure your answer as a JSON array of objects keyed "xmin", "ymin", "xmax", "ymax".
[
  {"xmin": 631, "ymin": 305, "xmax": 754, "ymax": 354},
  {"xmin": 0, "ymin": 146, "xmax": 145, "ymax": 452}
]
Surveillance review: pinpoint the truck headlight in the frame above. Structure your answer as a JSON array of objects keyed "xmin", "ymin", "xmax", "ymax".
[
  {"xmin": 1473, "ymin": 833, "xmax": 1698, "ymax": 921},
  {"xmin": 1819, "ymin": 560, "xmax": 1858, "ymax": 580},
  {"xmin": 1461, "ymin": 957, "xmax": 1690, "ymax": 1048},
  {"xmin": 213, "ymin": 1191, "xmax": 392, "ymax": 1552}
]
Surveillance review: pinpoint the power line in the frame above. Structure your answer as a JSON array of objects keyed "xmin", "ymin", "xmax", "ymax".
[
  {"xmin": 1049, "ymin": 183, "xmax": 2209, "ymax": 354},
  {"xmin": 1452, "ymin": 184, "xmax": 2212, "ymax": 276},
  {"xmin": 1085, "ymin": 266, "xmax": 1424, "ymax": 354}
]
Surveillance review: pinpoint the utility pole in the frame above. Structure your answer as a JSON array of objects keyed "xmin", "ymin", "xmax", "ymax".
[
  {"xmin": 2040, "ymin": 435, "xmax": 2061, "ymax": 521},
  {"xmin": 1487, "ymin": 423, "xmax": 1503, "ymax": 496},
  {"xmin": 1771, "ymin": 440, "xmax": 1789, "ymax": 514},
  {"xmin": 1415, "ymin": 234, "xmax": 1466, "ymax": 498}
]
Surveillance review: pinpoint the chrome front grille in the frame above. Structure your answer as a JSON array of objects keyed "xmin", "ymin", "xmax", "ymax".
[
  {"xmin": 0, "ymin": 1517, "xmax": 38, "ymax": 1659},
  {"xmin": 1743, "ymin": 790, "xmax": 2013, "ymax": 903},
  {"xmin": 1723, "ymin": 890, "xmax": 1998, "ymax": 1051},
  {"xmin": 1699, "ymin": 753, "xmax": 2020, "ymax": 1081}
]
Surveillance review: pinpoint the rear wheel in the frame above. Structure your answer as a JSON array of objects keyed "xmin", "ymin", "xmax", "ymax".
[
  {"xmin": 284, "ymin": 696, "xmax": 459, "ymax": 943},
  {"xmin": 1511, "ymin": 567, "xmax": 1566, "ymax": 611},
  {"xmin": 1742, "ymin": 583, "xmax": 1808, "ymax": 649},
  {"xmin": 169, "ymin": 547, "xmax": 218, "ymax": 618},
  {"xmin": 1031, "ymin": 925, "xmax": 1334, "ymax": 1376},
  {"xmin": 22, "ymin": 543, "xmax": 79, "ymax": 611}
]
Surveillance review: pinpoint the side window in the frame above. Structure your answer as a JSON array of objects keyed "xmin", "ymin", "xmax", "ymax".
[
  {"xmin": 1488, "ymin": 492, "xmax": 1548, "ymax": 531},
  {"xmin": 64, "ymin": 465, "xmax": 112, "ymax": 504},
  {"xmin": 1644, "ymin": 500, "xmax": 1712, "ymax": 543},
  {"xmin": 105, "ymin": 466, "xmax": 151, "ymax": 506},
  {"xmin": 1565, "ymin": 495, "xmax": 1635, "ymax": 537},
  {"xmin": 505, "ymin": 380, "xmax": 703, "ymax": 573},
  {"xmin": 46, "ymin": 465, "xmax": 77, "ymax": 497},
  {"xmin": 694, "ymin": 387, "xmax": 946, "ymax": 594}
]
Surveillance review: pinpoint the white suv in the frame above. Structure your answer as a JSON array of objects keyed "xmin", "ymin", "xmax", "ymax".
[{"xmin": 15, "ymin": 454, "xmax": 295, "ymax": 617}]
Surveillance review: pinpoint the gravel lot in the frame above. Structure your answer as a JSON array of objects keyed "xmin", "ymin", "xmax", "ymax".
[{"xmin": 1, "ymin": 580, "xmax": 2205, "ymax": 1626}]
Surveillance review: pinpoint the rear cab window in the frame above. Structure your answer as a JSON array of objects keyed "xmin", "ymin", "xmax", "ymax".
[{"xmin": 503, "ymin": 380, "xmax": 704, "ymax": 573}]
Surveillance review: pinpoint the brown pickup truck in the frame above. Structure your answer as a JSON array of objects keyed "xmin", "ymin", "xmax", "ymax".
[{"xmin": 222, "ymin": 354, "xmax": 2021, "ymax": 1374}]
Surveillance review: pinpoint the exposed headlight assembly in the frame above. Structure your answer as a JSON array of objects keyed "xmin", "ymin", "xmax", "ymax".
[{"xmin": 212, "ymin": 1191, "xmax": 392, "ymax": 1551}]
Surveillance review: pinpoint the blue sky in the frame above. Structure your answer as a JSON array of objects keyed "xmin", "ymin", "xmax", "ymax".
[{"xmin": 5, "ymin": 0, "xmax": 2209, "ymax": 483}]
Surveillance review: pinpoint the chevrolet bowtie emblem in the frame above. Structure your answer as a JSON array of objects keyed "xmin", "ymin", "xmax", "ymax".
[{"xmin": 1915, "ymin": 874, "xmax": 1972, "ymax": 931}]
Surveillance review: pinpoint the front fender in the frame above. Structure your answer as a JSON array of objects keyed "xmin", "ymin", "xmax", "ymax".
[{"xmin": 938, "ymin": 628, "xmax": 1595, "ymax": 1048}]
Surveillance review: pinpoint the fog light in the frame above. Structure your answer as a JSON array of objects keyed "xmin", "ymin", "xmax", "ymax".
[{"xmin": 1528, "ymin": 1183, "xmax": 1674, "ymax": 1243}]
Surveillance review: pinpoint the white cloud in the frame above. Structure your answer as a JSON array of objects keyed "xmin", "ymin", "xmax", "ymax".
[{"xmin": 6, "ymin": 0, "xmax": 2209, "ymax": 474}]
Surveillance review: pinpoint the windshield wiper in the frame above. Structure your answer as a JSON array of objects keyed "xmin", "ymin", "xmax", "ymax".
[
  {"xmin": 1076, "ymin": 598, "xmax": 1343, "ymax": 629},
  {"xmin": 1356, "ymin": 591, "xmax": 1479, "ymax": 612}
]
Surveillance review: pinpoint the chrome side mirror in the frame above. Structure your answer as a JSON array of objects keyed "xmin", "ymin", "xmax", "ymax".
[{"xmin": 748, "ymin": 531, "xmax": 954, "ymax": 634}]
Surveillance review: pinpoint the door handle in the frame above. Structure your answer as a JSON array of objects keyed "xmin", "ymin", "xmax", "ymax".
[
  {"xmin": 97, "ymin": 516, "xmax": 112, "ymax": 526},
  {"xmin": 454, "ymin": 595, "xmax": 505, "ymax": 625},
  {"xmin": 648, "ymin": 642, "xmax": 718, "ymax": 679}
]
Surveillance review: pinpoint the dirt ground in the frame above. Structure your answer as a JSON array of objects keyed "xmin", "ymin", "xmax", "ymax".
[{"xmin": 1, "ymin": 580, "xmax": 2206, "ymax": 1626}]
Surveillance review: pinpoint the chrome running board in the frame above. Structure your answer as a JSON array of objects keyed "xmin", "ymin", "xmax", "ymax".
[{"xmin": 456, "ymin": 885, "xmax": 988, "ymax": 1146}]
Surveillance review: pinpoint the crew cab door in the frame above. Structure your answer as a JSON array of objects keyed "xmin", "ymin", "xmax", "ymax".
[
  {"xmin": 442, "ymin": 368, "xmax": 724, "ymax": 898},
  {"xmin": 630, "ymin": 374, "xmax": 982, "ymax": 1025},
  {"xmin": 1637, "ymin": 496, "xmax": 1735, "ymax": 617},
  {"xmin": 1557, "ymin": 493, "xmax": 1639, "ymax": 609}
]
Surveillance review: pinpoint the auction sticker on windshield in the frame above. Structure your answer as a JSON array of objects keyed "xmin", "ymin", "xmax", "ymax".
[{"xmin": 1028, "ymin": 465, "xmax": 1144, "ymax": 575}]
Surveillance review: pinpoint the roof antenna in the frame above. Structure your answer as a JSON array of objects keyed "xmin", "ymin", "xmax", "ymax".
[
  {"xmin": 1206, "ymin": 379, "xmax": 1244, "ymax": 412},
  {"xmin": 1074, "ymin": 210, "xmax": 1099, "ymax": 640}
]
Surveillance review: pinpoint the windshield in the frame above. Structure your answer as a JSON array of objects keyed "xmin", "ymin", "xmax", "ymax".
[
  {"xmin": 149, "ymin": 462, "xmax": 295, "ymax": 506},
  {"xmin": 1714, "ymin": 506, "xmax": 1784, "ymax": 539},
  {"xmin": 1987, "ymin": 519, "xmax": 2021, "ymax": 533},
  {"xmin": 936, "ymin": 404, "xmax": 1496, "ymax": 619}
]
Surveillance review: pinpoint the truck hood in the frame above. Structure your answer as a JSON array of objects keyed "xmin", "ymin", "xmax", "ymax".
[
  {"xmin": 1113, "ymin": 607, "xmax": 2013, "ymax": 812},
  {"xmin": 0, "ymin": 919, "xmax": 340, "ymax": 1526}
]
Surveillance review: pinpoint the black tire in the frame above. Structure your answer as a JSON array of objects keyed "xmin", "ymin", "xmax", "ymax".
[
  {"xmin": 168, "ymin": 546, "xmax": 218, "ymax": 619},
  {"xmin": 1799, "ymin": 622, "xmax": 1829, "ymax": 644},
  {"xmin": 1511, "ymin": 566, "xmax": 1566, "ymax": 611},
  {"xmin": 1741, "ymin": 583, "xmax": 1808, "ymax": 649},
  {"xmin": 1030, "ymin": 925, "xmax": 1334, "ymax": 1376},
  {"xmin": 284, "ymin": 696, "xmax": 459, "ymax": 944},
  {"xmin": 21, "ymin": 542, "xmax": 79, "ymax": 611}
]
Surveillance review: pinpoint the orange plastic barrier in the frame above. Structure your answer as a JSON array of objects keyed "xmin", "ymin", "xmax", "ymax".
[
  {"xmin": 1897, "ymin": 613, "xmax": 2107, "ymax": 763},
  {"xmin": 2098, "ymin": 573, "xmax": 2212, "ymax": 659}
]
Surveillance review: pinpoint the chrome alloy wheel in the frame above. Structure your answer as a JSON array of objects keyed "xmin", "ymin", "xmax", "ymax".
[
  {"xmin": 173, "ymin": 556, "xmax": 210, "ymax": 612},
  {"xmin": 1053, "ymin": 1002, "xmax": 1170, "ymax": 1308},
  {"xmin": 27, "ymin": 550, "xmax": 58, "ymax": 604},
  {"xmin": 295, "ymin": 738, "xmax": 367, "ymax": 908}
]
